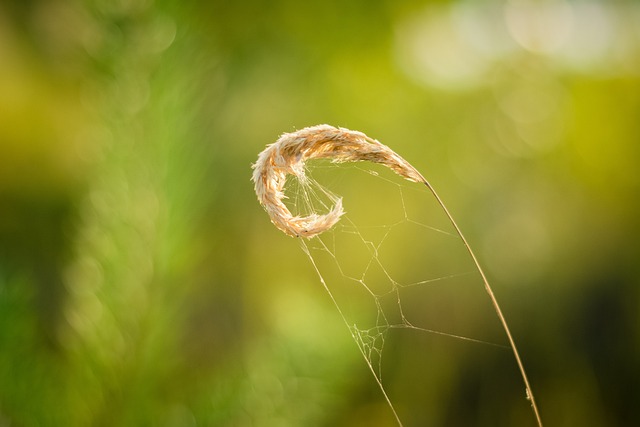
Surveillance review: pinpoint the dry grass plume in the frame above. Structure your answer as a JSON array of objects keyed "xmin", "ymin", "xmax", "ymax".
[{"xmin": 252, "ymin": 124, "xmax": 423, "ymax": 238}]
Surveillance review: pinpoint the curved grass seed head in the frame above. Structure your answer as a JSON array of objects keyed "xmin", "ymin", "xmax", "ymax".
[{"xmin": 251, "ymin": 124, "xmax": 423, "ymax": 238}]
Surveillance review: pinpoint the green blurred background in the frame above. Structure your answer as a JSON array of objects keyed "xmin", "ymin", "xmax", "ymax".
[{"xmin": 0, "ymin": 0, "xmax": 638, "ymax": 425}]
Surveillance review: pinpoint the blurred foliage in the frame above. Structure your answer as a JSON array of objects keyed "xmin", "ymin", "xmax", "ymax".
[{"xmin": 0, "ymin": 0, "xmax": 638, "ymax": 426}]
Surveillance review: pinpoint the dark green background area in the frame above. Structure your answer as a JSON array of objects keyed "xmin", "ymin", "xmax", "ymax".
[{"xmin": 0, "ymin": 1, "xmax": 638, "ymax": 426}]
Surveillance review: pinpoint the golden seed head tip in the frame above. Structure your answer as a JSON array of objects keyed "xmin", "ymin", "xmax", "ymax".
[{"xmin": 253, "ymin": 125, "xmax": 423, "ymax": 238}]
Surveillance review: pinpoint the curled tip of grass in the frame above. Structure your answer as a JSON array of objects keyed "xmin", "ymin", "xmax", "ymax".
[{"xmin": 252, "ymin": 124, "xmax": 423, "ymax": 238}]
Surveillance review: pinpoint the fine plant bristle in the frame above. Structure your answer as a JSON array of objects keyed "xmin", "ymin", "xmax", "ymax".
[{"xmin": 252, "ymin": 125, "xmax": 543, "ymax": 427}]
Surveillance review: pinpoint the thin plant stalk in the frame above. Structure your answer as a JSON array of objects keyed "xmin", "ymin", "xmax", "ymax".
[{"xmin": 418, "ymin": 175, "xmax": 543, "ymax": 427}]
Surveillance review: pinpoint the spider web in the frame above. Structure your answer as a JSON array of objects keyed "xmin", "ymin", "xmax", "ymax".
[{"xmin": 283, "ymin": 159, "xmax": 526, "ymax": 425}]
